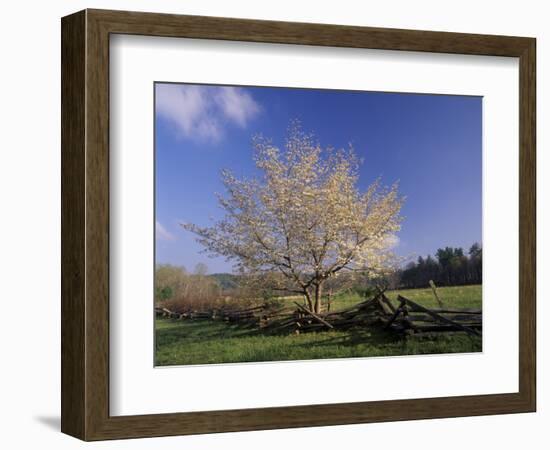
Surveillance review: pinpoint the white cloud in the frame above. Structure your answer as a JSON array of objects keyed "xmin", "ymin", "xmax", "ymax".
[
  {"xmin": 215, "ymin": 86, "xmax": 260, "ymax": 127},
  {"xmin": 155, "ymin": 84, "xmax": 260, "ymax": 142},
  {"xmin": 156, "ymin": 221, "xmax": 175, "ymax": 241}
]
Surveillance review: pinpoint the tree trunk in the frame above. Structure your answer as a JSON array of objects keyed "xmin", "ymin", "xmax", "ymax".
[
  {"xmin": 313, "ymin": 283, "xmax": 323, "ymax": 314},
  {"xmin": 304, "ymin": 290, "xmax": 314, "ymax": 312}
]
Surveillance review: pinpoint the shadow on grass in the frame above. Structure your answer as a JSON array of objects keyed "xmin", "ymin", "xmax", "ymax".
[
  {"xmin": 290, "ymin": 326, "xmax": 400, "ymax": 349},
  {"xmin": 156, "ymin": 317, "xmax": 481, "ymax": 366},
  {"xmin": 157, "ymin": 318, "xmax": 399, "ymax": 344},
  {"xmin": 156, "ymin": 318, "xmax": 261, "ymax": 346}
]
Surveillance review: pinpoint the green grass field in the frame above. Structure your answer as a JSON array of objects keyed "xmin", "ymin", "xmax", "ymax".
[{"xmin": 155, "ymin": 285, "xmax": 482, "ymax": 366}]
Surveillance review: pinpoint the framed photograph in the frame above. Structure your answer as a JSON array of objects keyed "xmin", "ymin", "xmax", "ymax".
[{"xmin": 61, "ymin": 9, "xmax": 536, "ymax": 440}]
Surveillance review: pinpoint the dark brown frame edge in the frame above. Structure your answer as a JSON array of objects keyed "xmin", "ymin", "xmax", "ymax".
[{"xmin": 61, "ymin": 8, "xmax": 536, "ymax": 441}]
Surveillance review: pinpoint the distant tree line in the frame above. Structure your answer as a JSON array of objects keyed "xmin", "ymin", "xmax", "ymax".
[
  {"xmin": 155, "ymin": 262, "xmax": 221, "ymax": 305},
  {"xmin": 396, "ymin": 243, "xmax": 482, "ymax": 289},
  {"xmin": 155, "ymin": 243, "xmax": 482, "ymax": 312},
  {"xmin": 155, "ymin": 263, "xmax": 262, "ymax": 311}
]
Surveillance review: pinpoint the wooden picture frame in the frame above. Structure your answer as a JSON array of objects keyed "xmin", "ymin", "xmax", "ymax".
[{"xmin": 61, "ymin": 9, "xmax": 536, "ymax": 441}]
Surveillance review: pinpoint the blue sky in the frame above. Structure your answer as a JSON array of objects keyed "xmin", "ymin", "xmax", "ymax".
[{"xmin": 155, "ymin": 83, "xmax": 482, "ymax": 274}]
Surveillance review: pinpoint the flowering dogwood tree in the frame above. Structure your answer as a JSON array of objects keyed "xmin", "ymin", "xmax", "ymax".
[{"xmin": 182, "ymin": 124, "xmax": 403, "ymax": 313}]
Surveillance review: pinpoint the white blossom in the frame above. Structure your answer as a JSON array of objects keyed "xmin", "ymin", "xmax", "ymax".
[{"xmin": 182, "ymin": 122, "xmax": 404, "ymax": 312}]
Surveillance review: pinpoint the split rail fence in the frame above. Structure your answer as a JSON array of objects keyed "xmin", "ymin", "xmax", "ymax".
[{"xmin": 156, "ymin": 289, "xmax": 481, "ymax": 338}]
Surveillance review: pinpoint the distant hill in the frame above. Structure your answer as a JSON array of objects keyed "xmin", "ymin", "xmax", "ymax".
[{"xmin": 209, "ymin": 273, "xmax": 239, "ymax": 290}]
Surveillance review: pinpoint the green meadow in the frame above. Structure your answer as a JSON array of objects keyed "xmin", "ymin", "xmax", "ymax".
[{"xmin": 155, "ymin": 285, "xmax": 482, "ymax": 366}]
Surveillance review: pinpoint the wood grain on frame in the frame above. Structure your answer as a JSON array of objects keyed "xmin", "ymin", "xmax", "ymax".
[{"xmin": 61, "ymin": 9, "xmax": 536, "ymax": 441}]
